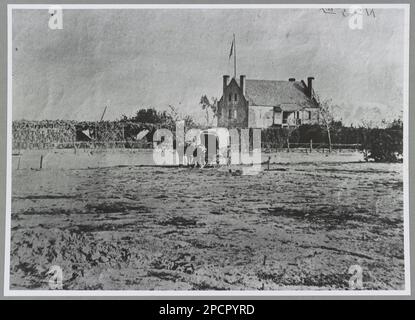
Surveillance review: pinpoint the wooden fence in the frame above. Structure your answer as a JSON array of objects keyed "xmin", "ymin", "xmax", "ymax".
[{"xmin": 262, "ymin": 140, "xmax": 362, "ymax": 153}]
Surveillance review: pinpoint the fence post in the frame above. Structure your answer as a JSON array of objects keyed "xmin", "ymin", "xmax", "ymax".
[
  {"xmin": 287, "ymin": 139, "xmax": 290, "ymax": 153},
  {"xmin": 310, "ymin": 139, "xmax": 313, "ymax": 153},
  {"xmin": 39, "ymin": 155, "xmax": 43, "ymax": 170}
]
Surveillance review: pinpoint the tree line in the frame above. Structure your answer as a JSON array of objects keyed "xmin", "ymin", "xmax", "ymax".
[
  {"xmin": 262, "ymin": 119, "xmax": 403, "ymax": 162},
  {"xmin": 13, "ymin": 100, "xmax": 403, "ymax": 162}
]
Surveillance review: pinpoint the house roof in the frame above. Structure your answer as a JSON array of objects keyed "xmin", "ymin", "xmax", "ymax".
[{"xmin": 244, "ymin": 79, "xmax": 317, "ymax": 108}]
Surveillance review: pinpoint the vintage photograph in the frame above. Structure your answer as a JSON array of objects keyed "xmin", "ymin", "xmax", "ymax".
[{"xmin": 5, "ymin": 4, "xmax": 410, "ymax": 294}]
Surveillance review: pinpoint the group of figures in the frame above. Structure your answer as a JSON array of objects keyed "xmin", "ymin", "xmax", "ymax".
[{"xmin": 179, "ymin": 142, "xmax": 208, "ymax": 168}]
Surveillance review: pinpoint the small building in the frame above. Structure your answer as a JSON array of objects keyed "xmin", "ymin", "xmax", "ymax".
[{"xmin": 217, "ymin": 75, "xmax": 320, "ymax": 128}]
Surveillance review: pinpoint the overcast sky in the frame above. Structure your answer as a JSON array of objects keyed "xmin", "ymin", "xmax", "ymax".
[{"xmin": 12, "ymin": 8, "xmax": 407, "ymax": 125}]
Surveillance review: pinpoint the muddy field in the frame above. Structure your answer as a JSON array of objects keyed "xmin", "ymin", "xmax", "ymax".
[{"xmin": 9, "ymin": 159, "xmax": 405, "ymax": 291}]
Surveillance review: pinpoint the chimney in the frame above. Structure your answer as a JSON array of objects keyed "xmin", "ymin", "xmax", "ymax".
[
  {"xmin": 307, "ymin": 77, "xmax": 315, "ymax": 97},
  {"xmin": 289, "ymin": 78, "xmax": 296, "ymax": 82},
  {"xmin": 240, "ymin": 75, "xmax": 246, "ymax": 96},
  {"xmin": 223, "ymin": 75, "xmax": 230, "ymax": 96}
]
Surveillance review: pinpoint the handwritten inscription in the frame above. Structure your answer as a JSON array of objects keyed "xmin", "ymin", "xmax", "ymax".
[{"xmin": 321, "ymin": 8, "xmax": 376, "ymax": 18}]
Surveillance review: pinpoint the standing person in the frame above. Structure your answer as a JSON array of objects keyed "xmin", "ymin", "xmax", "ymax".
[{"xmin": 195, "ymin": 144, "xmax": 206, "ymax": 168}]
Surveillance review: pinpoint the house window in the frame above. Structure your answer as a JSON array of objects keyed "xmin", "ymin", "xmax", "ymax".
[
  {"xmin": 229, "ymin": 109, "xmax": 232, "ymax": 119},
  {"xmin": 228, "ymin": 94, "xmax": 232, "ymax": 102},
  {"xmin": 234, "ymin": 94, "xmax": 238, "ymax": 101},
  {"xmin": 234, "ymin": 110, "xmax": 237, "ymax": 118},
  {"xmin": 308, "ymin": 111, "xmax": 312, "ymax": 120}
]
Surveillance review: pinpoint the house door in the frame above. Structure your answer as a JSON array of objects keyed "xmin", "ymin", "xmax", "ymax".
[{"xmin": 282, "ymin": 112, "xmax": 290, "ymax": 125}]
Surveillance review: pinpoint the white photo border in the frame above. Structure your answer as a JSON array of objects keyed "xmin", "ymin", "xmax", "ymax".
[{"xmin": 4, "ymin": 3, "xmax": 411, "ymax": 297}]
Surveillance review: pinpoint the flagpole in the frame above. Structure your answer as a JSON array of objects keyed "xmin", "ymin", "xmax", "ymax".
[{"xmin": 233, "ymin": 33, "xmax": 236, "ymax": 79}]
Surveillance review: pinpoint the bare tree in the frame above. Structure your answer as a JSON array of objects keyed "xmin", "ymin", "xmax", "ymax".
[
  {"xmin": 318, "ymin": 98, "xmax": 335, "ymax": 153},
  {"xmin": 167, "ymin": 104, "xmax": 197, "ymax": 128},
  {"xmin": 200, "ymin": 95, "xmax": 218, "ymax": 126},
  {"xmin": 168, "ymin": 104, "xmax": 179, "ymax": 121}
]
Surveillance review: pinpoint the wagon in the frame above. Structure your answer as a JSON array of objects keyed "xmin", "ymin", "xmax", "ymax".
[
  {"xmin": 183, "ymin": 128, "xmax": 231, "ymax": 167},
  {"xmin": 198, "ymin": 128, "xmax": 230, "ymax": 166}
]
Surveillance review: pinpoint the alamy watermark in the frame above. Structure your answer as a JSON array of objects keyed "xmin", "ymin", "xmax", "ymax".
[
  {"xmin": 48, "ymin": 6, "xmax": 63, "ymax": 30},
  {"xmin": 152, "ymin": 121, "xmax": 262, "ymax": 174}
]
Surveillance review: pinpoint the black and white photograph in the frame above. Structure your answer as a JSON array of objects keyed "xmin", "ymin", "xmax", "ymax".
[{"xmin": 4, "ymin": 4, "xmax": 410, "ymax": 295}]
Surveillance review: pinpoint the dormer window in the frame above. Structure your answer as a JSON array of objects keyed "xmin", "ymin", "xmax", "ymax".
[{"xmin": 228, "ymin": 94, "xmax": 232, "ymax": 102}]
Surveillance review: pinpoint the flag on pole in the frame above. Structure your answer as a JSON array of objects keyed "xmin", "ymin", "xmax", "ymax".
[{"xmin": 229, "ymin": 38, "xmax": 234, "ymax": 60}]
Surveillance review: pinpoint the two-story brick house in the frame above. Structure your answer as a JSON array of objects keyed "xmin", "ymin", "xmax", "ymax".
[{"xmin": 217, "ymin": 75, "xmax": 320, "ymax": 128}]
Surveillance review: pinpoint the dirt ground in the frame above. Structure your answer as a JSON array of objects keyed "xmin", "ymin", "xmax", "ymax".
[{"xmin": 9, "ymin": 158, "xmax": 405, "ymax": 291}]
